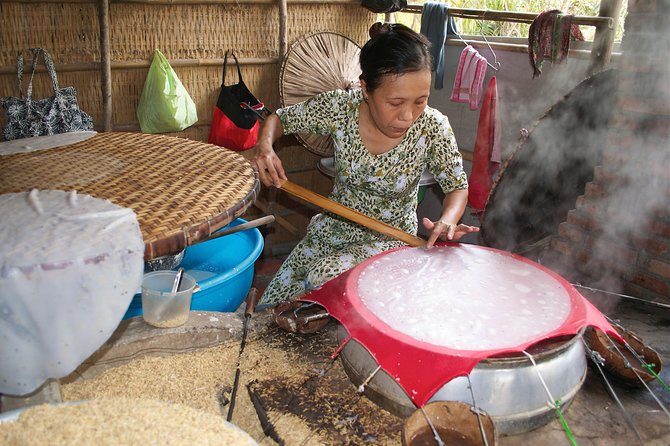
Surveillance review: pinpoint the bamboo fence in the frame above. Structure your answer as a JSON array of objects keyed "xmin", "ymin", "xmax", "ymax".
[{"xmin": 0, "ymin": 0, "xmax": 373, "ymax": 139}]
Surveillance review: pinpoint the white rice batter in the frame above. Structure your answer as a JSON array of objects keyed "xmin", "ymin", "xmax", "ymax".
[{"xmin": 357, "ymin": 245, "xmax": 571, "ymax": 351}]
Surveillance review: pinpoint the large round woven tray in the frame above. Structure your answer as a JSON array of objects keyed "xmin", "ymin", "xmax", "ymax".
[{"xmin": 0, "ymin": 132, "xmax": 259, "ymax": 260}]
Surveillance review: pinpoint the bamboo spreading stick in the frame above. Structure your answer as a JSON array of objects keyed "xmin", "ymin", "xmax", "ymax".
[{"xmin": 280, "ymin": 180, "xmax": 425, "ymax": 247}]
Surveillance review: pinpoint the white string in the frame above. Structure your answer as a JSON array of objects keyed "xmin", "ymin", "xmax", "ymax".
[
  {"xmin": 465, "ymin": 375, "xmax": 490, "ymax": 446},
  {"xmin": 28, "ymin": 189, "xmax": 43, "ymax": 214},
  {"xmin": 582, "ymin": 338, "xmax": 645, "ymax": 443},
  {"xmin": 358, "ymin": 365, "xmax": 382, "ymax": 393},
  {"xmin": 572, "ymin": 283, "xmax": 670, "ymax": 309},
  {"xmin": 603, "ymin": 333, "xmax": 670, "ymax": 419},
  {"xmin": 420, "ymin": 406, "xmax": 446, "ymax": 446},
  {"xmin": 102, "ymin": 213, "xmax": 135, "ymax": 233},
  {"xmin": 522, "ymin": 350, "xmax": 557, "ymax": 409},
  {"xmin": 68, "ymin": 190, "xmax": 78, "ymax": 207}
]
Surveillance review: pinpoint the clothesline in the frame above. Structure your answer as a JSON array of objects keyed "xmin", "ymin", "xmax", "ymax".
[{"xmin": 402, "ymin": 5, "xmax": 614, "ymax": 29}]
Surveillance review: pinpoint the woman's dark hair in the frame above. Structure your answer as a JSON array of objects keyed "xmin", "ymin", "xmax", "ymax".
[{"xmin": 359, "ymin": 23, "xmax": 432, "ymax": 92}]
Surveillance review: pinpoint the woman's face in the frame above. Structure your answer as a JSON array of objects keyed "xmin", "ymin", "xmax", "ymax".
[{"xmin": 362, "ymin": 69, "xmax": 432, "ymax": 139}]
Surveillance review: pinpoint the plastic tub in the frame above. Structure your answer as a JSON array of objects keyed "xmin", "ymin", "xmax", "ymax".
[
  {"xmin": 141, "ymin": 271, "xmax": 196, "ymax": 328},
  {"xmin": 123, "ymin": 218, "xmax": 264, "ymax": 318}
]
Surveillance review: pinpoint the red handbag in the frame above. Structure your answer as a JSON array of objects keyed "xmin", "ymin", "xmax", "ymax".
[{"xmin": 208, "ymin": 51, "xmax": 269, "ymax": 151}]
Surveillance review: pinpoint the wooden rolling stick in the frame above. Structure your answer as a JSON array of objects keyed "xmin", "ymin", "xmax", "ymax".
[{"xmin": 279, "ymin": 179, "xmax": 425, "ymax": 248}]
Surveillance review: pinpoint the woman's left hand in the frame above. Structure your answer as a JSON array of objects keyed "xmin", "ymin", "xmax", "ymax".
[{"xmin": 422, "ymin": 217, "xmax": 480, "ymax": 248}]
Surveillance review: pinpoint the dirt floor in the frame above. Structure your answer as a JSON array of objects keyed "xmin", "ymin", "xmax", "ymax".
[{"xmin": 45, "ymin": 290, "xmax": 669, "ymax": 446}]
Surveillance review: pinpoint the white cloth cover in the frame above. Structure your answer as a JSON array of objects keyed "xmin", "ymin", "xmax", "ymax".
[{"xmin": 0, "ymin": 190, "xmax": 144, "ymax": 395}]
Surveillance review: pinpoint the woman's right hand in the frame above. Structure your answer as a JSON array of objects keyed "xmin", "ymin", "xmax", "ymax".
[
  {"xmin": 252, "ymin": 142, "xmax": 287, "ymax": 187},
  {"xmin": 252, "ymin": 143, "xmax": 288, "ymax": 189},
  {"xmin": 251, "ymin": 114, "xmax": 288, "ymax": 188}
]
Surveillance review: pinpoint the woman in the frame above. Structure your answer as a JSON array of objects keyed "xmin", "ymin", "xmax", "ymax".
[{"xmin": 253, "ymin": 23, "xmax": 479, "ymax": 308}]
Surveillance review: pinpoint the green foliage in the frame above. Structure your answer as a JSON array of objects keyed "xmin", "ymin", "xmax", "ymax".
[{"xmin": 395, "ymin": 0, "xmax": 626, "ymax": 41}]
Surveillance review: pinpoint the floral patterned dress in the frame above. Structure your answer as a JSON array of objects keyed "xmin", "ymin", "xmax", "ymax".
[{"xmin": 260, "ymin": 89, "xmax": 468, "ymax": 305}]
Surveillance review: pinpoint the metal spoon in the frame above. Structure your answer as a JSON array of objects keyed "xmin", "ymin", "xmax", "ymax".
[{"xmin": 171, "ymin": 267, "xmax": 185, "ymax": 293}]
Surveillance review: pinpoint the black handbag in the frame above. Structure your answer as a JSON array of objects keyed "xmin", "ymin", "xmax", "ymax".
[
  {"xmin": 0, "ymin": 48, "xmax": 93, "ymax": 141},
  {"xmin": 208, "ymin": 51, "xmax": 270, "ymax": 151},
  {"xmin": 361, "ymin": 0, "xmax": 407, "ymax": 13}
]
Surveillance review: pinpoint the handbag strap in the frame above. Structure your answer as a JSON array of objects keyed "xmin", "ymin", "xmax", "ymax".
[
  {"xmin": 17, "ymin": 48, "xmax": 61, "ymax": 107},
  {"xmin": 222, "ymin": 50, "xmax": 244, "ymax": 86}
]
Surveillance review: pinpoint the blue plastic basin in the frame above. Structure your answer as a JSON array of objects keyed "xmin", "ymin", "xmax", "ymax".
[{"xmin": 123, "ymin": 218, "xmax": 264, "ymax": 319}]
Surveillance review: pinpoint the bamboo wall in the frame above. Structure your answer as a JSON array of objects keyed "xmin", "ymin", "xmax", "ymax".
[{"xmin": 0, "ymin": 0, "xmax": 376, "ymax": 254}]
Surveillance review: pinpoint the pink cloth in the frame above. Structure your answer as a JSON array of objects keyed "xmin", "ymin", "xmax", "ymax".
[
  {"xmin": 450, "ymin": 45, "xmax": 488, "ymax": 110},
  {"xmin": 468, "ymin": 76, "xmax": 502, "ymax": 216}
]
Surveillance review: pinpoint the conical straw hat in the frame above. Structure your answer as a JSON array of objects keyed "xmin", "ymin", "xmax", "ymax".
[{"xmin": 280, "ymin": 31, "xmax": 362, "ymax": 156}]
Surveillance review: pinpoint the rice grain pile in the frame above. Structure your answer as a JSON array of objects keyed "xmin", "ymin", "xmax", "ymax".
[
  {"xmin": 0, "ymin": 398, "xmax": 255, "ymax": 445},
  {"xmin": 59, "ymin": 337, "xmax": 321, "ymax": 444}
]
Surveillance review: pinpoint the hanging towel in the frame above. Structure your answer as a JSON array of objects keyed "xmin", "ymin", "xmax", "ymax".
[
  {"xmin": 450, "ymin": 45, "xmax": 488, "ymax": 110},
  {"xmin": 468, "ymin": 76, "xmax": 501, "ymax": 217},
  {"xmin": 420, "ymin": 2, "xmax": 458, "ymax": 90},
  {"xmin": 528, "ymin": 10, "xmax": 584, "ymax": 78}
]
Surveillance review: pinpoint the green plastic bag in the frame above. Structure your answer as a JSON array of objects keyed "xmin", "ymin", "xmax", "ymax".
[{"xmin": 137, "ymin": 49, "xmax": 198, "ymax": 133}]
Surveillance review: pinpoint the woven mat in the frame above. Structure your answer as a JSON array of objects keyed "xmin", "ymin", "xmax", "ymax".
[{"xmin": 0, "ymin": 132, "xmax": 259, "ymax": 260}]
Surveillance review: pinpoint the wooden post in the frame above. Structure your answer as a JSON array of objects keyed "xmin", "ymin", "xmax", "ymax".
[
  {"xmin": 587, "ymin": 0, "xmax": 623, "ymax": 76},
  {"xmin": 279, "ymin": 0, "xmax": 288, "ymax": 57},
  {"xmin": 99, "ymin": 0, "xmax": 112, "ymax": 131}
]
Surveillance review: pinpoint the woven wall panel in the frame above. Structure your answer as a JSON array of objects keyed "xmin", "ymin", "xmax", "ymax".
[
  {"xmin": 108, "ymin": 63, "xmax": 279, "ymax": 127},
  {"xmin": 1, "ymin": 3, "xmax": 371, "ymax": 137},
  {"xmin": 287, "ymin": 5, "xmax": 373, "ymax": 49},
  {"xmin": 0, "ymin": 3, "xmax": 100, "ymax": 66},
  {"xmin": 110, "ymin": 4, "xmax": 279, "ymax": 60}
]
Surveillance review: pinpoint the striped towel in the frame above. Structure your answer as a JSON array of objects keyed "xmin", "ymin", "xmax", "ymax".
[
  {"xmin": 450, "ymin": 45, "xmax": 488, "ymax": 110},
  {"xmin": 529, "ymin": 9, "xmax": 584, "ymax": 77}
]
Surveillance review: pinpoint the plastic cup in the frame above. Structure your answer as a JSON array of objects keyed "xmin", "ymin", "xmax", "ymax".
[{"xmin": 141, "ymin": 271, "xmax": 196, "ymax": 328}]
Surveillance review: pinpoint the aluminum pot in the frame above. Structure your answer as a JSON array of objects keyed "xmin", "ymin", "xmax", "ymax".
[{"xmin": 337, "ymin": 324, "xmax": 587, "ymax": 435}]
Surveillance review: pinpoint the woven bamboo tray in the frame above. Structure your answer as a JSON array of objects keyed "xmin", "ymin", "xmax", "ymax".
[{"xmin": 0, "ymin": 132, "xmax": 259, "ymax": 260}]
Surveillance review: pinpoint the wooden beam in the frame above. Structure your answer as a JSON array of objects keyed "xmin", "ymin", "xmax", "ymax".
[
  {"xmin": 402, "ymin": 5, "xmax": 613, "ymax": 29},
  {"xmin": 2, "ymin": 0, "xmax": 359, "ymax": 3},
  {"xmin": 445, "ymin": 38, "xmax": 621, "ymax": 61},
  {"xmin": 99, "ymin": 0, "xmax": 112, "ymax": 131},
  {"xmin": 0, "ymin": 57, "xmax": 279, "ymax": 75},
  {"xmin": 588, "ymin": 0, "xmax": 624, "ymax": 75},
  {"xmin": 111, "ymin": 57, "xmax": 278, "ymax": 69},
  {"xmin": 279, "ymin": 0, "xmax": 288, "ymax": 57}
]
